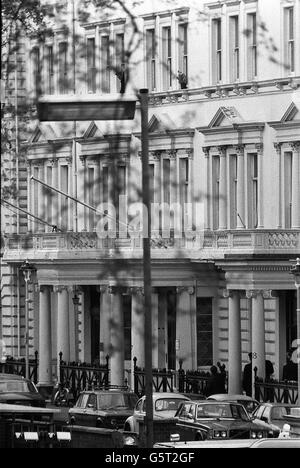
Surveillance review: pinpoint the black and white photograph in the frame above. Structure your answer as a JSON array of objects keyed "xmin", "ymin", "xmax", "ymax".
[{"xmin": 1, "ymin": 0, "xmax": 300, "ymax": 452}]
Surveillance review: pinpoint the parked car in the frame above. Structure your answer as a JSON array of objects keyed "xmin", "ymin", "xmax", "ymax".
[
  {"xmin": 207, "ymin": 394, "xmax": 259, "ymax": 414},
  {"xmin": 252, "ymin": 403, "xmax": 300, "ymax": 432},
  {"xmin": 0, "ymin": 373, "xmax": 46, "ymax": 407},
  {"xmin": 154, "ymin": 437, "xmax": 300, "ymax": 449},
  {"xmin": 174, "ymin": 401, "xmax": 280, "ymax": 441},
  {"xmin": 68, "ymin": 389, "xmax": 139, "ymax": 429},
  {"xmin": 124, "ymin": 392, "xmax": 191, "ymax": 432}
]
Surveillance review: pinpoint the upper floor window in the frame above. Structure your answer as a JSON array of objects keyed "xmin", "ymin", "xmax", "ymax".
[
  {"xmin": 229, "ymin": 16, "xmax": 239, "ymax": 82},
  {"xmin": 162, "ymin": 26, "xmax": 172, "ymax": 90},
  {"xmin": 212, "ymin": 18, "xmax": 222, "ymax": 83},
  {"xmin": 87, "ymin": 37, "xmax": 96, "ymax": 93},
  {"xmin": 247, "ymin": 13, "xmax": 257, "ymax": 80},
  {"xmin": 248, "ymin": 153, "xmax": 258, "ymax": 228},
  {"xmin": 101, "ymin": 35, "xmax": 110, "ymax": 93},
  {"xmin": 31, "ymin": 47, "xmax": 40, "ymax": 97},
  {"xmin": 146, "ymin": 29, "xmax": 157, "ymax": 91},
  {"xmin": 178, "ymin": 23, "xmax": 188, "ymax": 88},
  {"xmin": 45, "ymin": 45, "xmax": 54, "ymax": 94},
  {"xmin": 284, "ymin": 7, "xmax": 295, "ymax": 74},
  {"xmin": 58, "ymin": 41, "xmax": 68, "ymax": 94}
]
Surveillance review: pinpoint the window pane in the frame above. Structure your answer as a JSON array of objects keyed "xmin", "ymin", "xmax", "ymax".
[{"xmin": 197, "ymin": 298, "xmax": 213, "ymax": 367}]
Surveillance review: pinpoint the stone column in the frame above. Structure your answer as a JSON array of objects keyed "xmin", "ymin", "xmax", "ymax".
[
  {"xmin": 77, "ymin": 155, "xmax": 87, "ymax": 231},
  {"xmin": 236, "ymin": 145, "xmax": 245, "ymax": 229},
  {"xmin": 56, "ymin": 286, "xmax": 70, "ymax": 363},
  {"xmin": 130, "ymin": 287, "xmax": 145, "ymax": 368},
  {"xmin": 152, "ymin": 289, "xmax": 159, "ymax": 369},
  {"xmin": 109, "ymin": 287, "xmax": 124, "ymax": 387},
  {"xmin": 247, "ymin": 290, "xmax": 266, "ymax": 381},
  {"xmin": 224, "ymin": 290, "xmax": 242, "ymax": 394},
  {"xmin": 291, "ymin": 142, "xmax": 300, "ymax": 228},
  {"xmin": 99, "ymin": 286, "xmax": 111, "ymax": 366},
  {"xmin": 158, "ymin": 291, "xmax": 168, "ymax": 369},
  {"xmin": 176, "ymin": 286, "xmax": 195, "ymax": 370},
  {"xmin": 37, "ymin": 162, "xmax": 45, "ymax": 232},
  {"xmin": 218, "ymin": 146, "xmax": 227, "ymax": 230},
  {"xmin": 38, "ymin": 286, "xmax": 52, "ymax": 387},
  {"xmin": 203, "ymin": 147, "xmax": 211, "ymax": 230},
  {"xmin": 256, "ymin": 144, "xmax": 264, "ymax": 229},
  {"xmin": 274, "ymin": 143, "xmax": 283, "ymax": 229}
]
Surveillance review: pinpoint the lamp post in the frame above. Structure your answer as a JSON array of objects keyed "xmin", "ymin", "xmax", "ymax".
[
  {"xmin": 37, "ymin": 92, "xmax": 154, "ymax": 446},
  {"xmin": 290, "ymin": 258, "xmax": 300, "ymax": 404},
  {"xmin": 19, "ymin": 260, "xmax": 36, "ymax": 379}
]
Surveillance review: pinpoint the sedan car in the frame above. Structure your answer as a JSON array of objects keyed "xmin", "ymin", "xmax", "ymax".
[
  {"xmin": 175, "ymin": 401, "xmax": 280, "ymax": 441},
  {"xmin": 207, "ymin": 394, "xmax": 259, "ymax": 414},
  {"xmin": 68, "ymin": 389, "xmax": 138, "ymax": 429},
  {"xmin": 0, "ymin": 373, "xmax": 46, "ymax": 407},
  {"xmin": 252, "ymin": 403, "xmax": 300, "ymax": 432},
  {"xmin": 154, "ymin": 438, "xmax": 300, "ymax": 449},
  {"xmin": 124, "ymin": 392, "xmax": 191, "ymax": 432}
]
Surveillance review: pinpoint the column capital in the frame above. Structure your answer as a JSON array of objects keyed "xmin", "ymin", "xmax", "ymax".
[
  {"xmin": 291, "ymin": 141, "xmax": 300, "ymax": 152},
  {"xmin": 255, "ymin": 143, "xmax": 263, "ymax": 155},
  {"xmin": 166, "ymin": 149, "xmax": 177, "ymax": 159},
  {"xmin": 218, "ymin": 146, "xmax": 227, "ymax": 157},
  {"xmin": 53, "ymin": 285, "xmax": 69, "ymax": 293},
  {"xmin": 176, "ymin": 286, "xmax": 195, "ymax": 295},
  {"xmin": 246, "ymin": 289, "xmax": 265, "ymax": 299},
  {"xmin": 186, "ymin": 148, "xmax": 194, "ymax": 159},
  {"xmin": 49, "ymin": 158, "xmax": 58, "ymax": 167},
  {"xmin": 202, "ymin": 147, "xmax": 210, "ymax": 158},
  {"xmin": 232, "ymin": 145, "xmax": 245, "ymax": 156},
  {"xmin": 79, "ymin": 155, "xmax": 87, "ymax": 166},
  {"xmin": 128, "ymin": 286, "xmax": 144, "ymax": 296},
  {"xmin": 262, "ymin": 290, "xmax": 278, "ymax": 299},
  {"xmin": 108, "ymin": 285, "xmax": 126, "ymax": 295},
  {"xmin": 274, "ymin": 143, "xmax": 282, "ymax": 154},
  {"xmin": 149, "ymin": 150, "xmax": 162, "ymax": 161},
  {"xmin": 223, "ymin": 289, "xmax": 242, "ymax": 299}
]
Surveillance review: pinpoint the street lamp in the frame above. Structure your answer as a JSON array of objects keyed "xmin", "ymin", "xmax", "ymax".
[
  {"xmin": 19, "ymin": 260, "xmax": 36, "ymax": 379},
  {"xmin": 290, "ymin": 258, "xmax": 300, "ymax": 404}
]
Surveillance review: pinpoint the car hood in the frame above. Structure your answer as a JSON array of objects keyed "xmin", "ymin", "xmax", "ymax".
[
  {"xmin": 190, "ymin": 418, "xmax": 273, "ymax": 432},
  {"xmin": 0, "ymin": 392, "xmax": 44, "ymax": 402}
]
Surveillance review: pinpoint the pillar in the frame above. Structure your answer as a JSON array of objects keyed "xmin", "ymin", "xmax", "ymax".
[
  {"xmin": 218, "ymin": 146, "xmax": 227, "ymax": 230},
  {"xmin": 152, "ymin": 289, "xmax": 159, "ymax": 369},
  {"xmin": 109, "ymin": 287, "xmax": 124, "ymax": 387},
  {"xmin": 131, "ymin": 287, "xmax": 145, "ymax": 368},
  {"xmin": 38, "ymin": 286, "xmax": 52, "ymax": 387},
  {"xmin": 99, "ymin": 286, "xmax": 111, "ymax": 365},
  {"xmin": 236, "ymin": 146, "xmax": 245, "ymax": 229},
  {"xmin": 77, "ymin": 155, "xmax": 87, "ymax": 231},
  {"xmin": 56, "ymin": 286, "xmax": 70, "ymax": 363},
  {"xmin": 158, "ymin": 292, "xmax": 168, "ymax": 369},
  {"xmin": 274, "ymin": 143, "xmax": 283, "ymax": 229},
  {"xmin": 291, "ymin": 142, "xmax": 300, "ymax": 228},
  {"xmin": 224, "ymin": 290, "xmax": 242, "ymax": 394},
  {"xmin": 247, "ymin": 290, "xmax": 266, "ymax": 381},
  {"xmin": 203, "ymin": 147, "xmax": 211, "ymax": 230},
  {"xmin": 176, "ymin": 286, "xmax": 194, "ymax": 370}
]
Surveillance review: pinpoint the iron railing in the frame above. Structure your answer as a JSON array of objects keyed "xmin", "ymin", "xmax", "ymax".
[
  {"xmin": 0, "ymin": 352, "xmax": 38, "ymax": 384},
  {"xmin": 255, "ymin": 380, "xmax": 298, "ymax": 404}
]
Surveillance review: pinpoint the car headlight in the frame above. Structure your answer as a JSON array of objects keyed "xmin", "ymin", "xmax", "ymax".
[
  {"xmin": 213, "ymin": 430, "xmax": 227, "ymax": 439},
  {"xmin": 251, "ymin": 431, "xmax": 257, "ymax": 439},
  {"xmin": 257, "ymin": 432, "xmax": 263, "ymax": 439},
  {"xmin": 221, "ymin": 431, "xmax": 227, "ymax": 438},
  {"xmin": 214, "ymin": 431, "xmax": 221, "ymax": 438},
  {"xmin": 123, "ymin": 435, "xmax": 138, "ymax": 446}
]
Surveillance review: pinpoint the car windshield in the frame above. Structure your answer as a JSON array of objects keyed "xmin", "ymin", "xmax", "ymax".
[
  {"xmin": 239, "ymin": 401, "xmax": 258, "ymax": 413},
  {"xmin": 0, "ymin": 380, "xmax": 37, "ymax": 393},
  {"xmin": 196, "ymin": 403, "xmax": 249, "ymax": 421},
  {"xmin": 97, "ymin": 393, "xmax": 137, "ymax": 410},
  {"xmin": 155, "ymin": 398, "xmax": 187, "ymax": 412},
  {"xmin": 271, "ymin": 406, "xmax": 295, "ymax": 421}
]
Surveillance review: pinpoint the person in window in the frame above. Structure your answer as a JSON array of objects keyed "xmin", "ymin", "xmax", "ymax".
[{"xmin": 177, "ymin": 70, "xmax": 188, "ymax": 89}]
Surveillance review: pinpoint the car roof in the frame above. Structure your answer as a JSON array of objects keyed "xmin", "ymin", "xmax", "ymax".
[
  {"xmin": 0, "ymin": 374, "xmax": 25, "ymax": 381},
  {"xmin": 208, "ymin": 394, "xmax": 258, "ymax": 402}
]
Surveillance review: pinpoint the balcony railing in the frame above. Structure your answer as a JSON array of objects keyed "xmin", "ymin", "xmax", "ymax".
[{"xmin": 4, "ymin": 229, "xmax": 300, "ymax": 259}]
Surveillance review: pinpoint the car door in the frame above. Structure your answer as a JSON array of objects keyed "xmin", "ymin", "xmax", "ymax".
[
  {"xmin": 134, "ymin": 398, "xmax": 146, "ymax": 433},
  {"xmin": 71, "ymin": 393, "xmax": 89, "ymax": 425},
  {"xmin": 176, "ymin": 403, "xmax": 198, "ymax": 440},
  {"xmin": 81, "ymin": 393, "xmax": 98, "ymax": 427}
]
